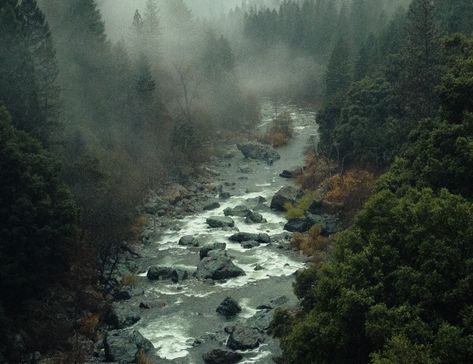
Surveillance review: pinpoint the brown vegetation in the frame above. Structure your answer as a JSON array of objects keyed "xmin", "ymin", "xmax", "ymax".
[
  {"xmin": 291, "ymin": 225, "xmax": 331, "ymax": 265},
  {"xmin": 257, "ymin": 112, "xmax": 294, "ymax": 148},
  {"xmin": 296, "ymin": 153, "xmax": 337, "ymax": 190}
]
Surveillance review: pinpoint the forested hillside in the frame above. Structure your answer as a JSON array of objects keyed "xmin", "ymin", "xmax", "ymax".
[{"xmin": 273, "ymin": 0, "xmax": 473, "ymax": 363}]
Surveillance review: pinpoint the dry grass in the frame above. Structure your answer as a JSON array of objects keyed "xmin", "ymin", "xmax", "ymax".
[
  {"xmin": 121, "ymin": 273, "xmax": 137, "ymax": 288},
  {"xmin": 136, "ymin": 350, "xmax": 155, "ymax": 364},
  {"xmin": 296, "ymin": 154, "xmax": 336, "ymax": 190},
  {"xmin": 291, "ymin": 225, "xmax": 331, "ymax": 263},
  {"xmin": 257, "ymin": 112, "xmax": 294, "ymax": 148},
  {"xmin": 130, "ymin": 214, "xmax": 148, "ymax": 241}
]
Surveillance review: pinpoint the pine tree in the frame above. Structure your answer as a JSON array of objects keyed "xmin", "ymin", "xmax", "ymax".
[
  {"xmin": 325, "ymin": 37, "xmax": 351, "ymax": 100},
  {"xmin": 19, "ymin": 0, "xmax": 60, "ymax": 143}
]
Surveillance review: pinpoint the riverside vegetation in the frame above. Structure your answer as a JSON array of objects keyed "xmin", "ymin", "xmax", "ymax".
[{"xmin": 1, "ymin": 0, "xmax": 473, "ymax": 363}]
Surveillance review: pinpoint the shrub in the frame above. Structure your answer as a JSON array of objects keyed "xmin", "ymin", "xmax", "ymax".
[
  {"xmin": 285, "ymin": 191, "xmax": 321, "ymax": 219},
  {"xmin": 121, "ymin": 273, "xmax": 137, "ymax": 288},
  {"xmin": 136, "ymin": 350, "xmax": 155, "ymax": 364},
  {"xmin": 291, "ymin": 224, "xmax": 330, "ymax": 260},
  {"xmin": 258, "ymin": 112, "xmax": 294, "ymax": 148},
  {"xmin": 79, "ymin": 313, "xmax": 100, "ymax": 337},
  {"xmin": 296, "ymin": 154, "xmax": 336, "ymax": 190}
]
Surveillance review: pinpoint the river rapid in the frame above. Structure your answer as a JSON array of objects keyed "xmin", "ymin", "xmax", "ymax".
[{"xmin": 117, "ymin": 100, "xmax": 318, "ymax": 363}]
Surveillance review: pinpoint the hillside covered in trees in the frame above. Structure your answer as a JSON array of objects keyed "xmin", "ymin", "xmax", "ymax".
[{"xmin": 1, "ymin": 0, "xmax": 473, "ymax": 363}]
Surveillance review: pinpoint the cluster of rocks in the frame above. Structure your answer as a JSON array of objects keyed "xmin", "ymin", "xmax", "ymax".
[
  {"xmin": 224, "ymin": 205, "xmax": 267, "ymax": 224},
  {"xmin": 237, "ymin": 142, "xmax": 281, "ymax": 165},
  {"xmin": 229, "ymin": 232, "xmax": 271, "ymax": 249}
]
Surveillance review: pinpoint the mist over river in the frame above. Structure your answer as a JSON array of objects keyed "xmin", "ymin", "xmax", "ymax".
[{"xmin": 114, "ymin": 100, "xmax": 318, "ymax": 363}]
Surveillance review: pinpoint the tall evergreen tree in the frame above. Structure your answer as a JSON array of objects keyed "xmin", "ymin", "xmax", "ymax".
[{"xmin": 325, "ymin": 37, "xmax": 351, "ymax": 101}]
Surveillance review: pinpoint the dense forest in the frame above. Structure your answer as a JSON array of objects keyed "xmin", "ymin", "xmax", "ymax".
[{"xmin": 1, "ymin": 0, "xmax": 473, "ymax": 363}]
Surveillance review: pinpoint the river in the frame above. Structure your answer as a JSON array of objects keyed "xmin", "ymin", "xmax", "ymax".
[{"xmin": 117, "ymin": 100, "xmax": 318, "ymax": 363}]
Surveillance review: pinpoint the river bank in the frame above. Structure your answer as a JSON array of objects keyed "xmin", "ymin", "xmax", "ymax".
[{"xmin": 97, "ymin": 101, "xmax": 319, "ymax": 364}]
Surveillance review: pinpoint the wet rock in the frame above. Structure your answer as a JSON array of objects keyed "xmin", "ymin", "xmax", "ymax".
[
  {"xmin": 241, "ymin": 240, "xmax": 260, "ymax": 249},
  {"xmin": 246, "ymin": 196, "xmax": 267, "ymax": 207},
  {"xmin": 200, "ymin": 243, "xmax": 226, "ymax": 260},
  {"xmin": 170, "ymin": 268, "xmax": 189, "ymax": 283},
  {"xmin": 163, "ymin": 183, "xmax": 188, "ymax": 205},
  {"xmin": 247, "ymin": 309, "xmax": 274, "ymax": 332},
  {"xmin": 279, "ymin": 170, "xmax": 293, "ymax": 178},
  {"xmin": 207, "ymin": 216, "xmax": 235, "ymax": 228},
  {"xmin": 203, "ymin": 349, "xmax": 242, "ymax": 364},
  {"xmin": 139, "ymin": 302, "xmax": 150, "ymax": 309},
  {"xmin": 196, "ymin": 251, "xmax": 245, "ymax": 280},
  {"xmin": 219, "ymin": 192, "xmax": 231, "ymax": 200},
  {"xmin": 224, "ymin": 205, "xmax": 251, "ymax": 217},
  {"xmin": 307, "ymin": 198, "xmax": 324, "ymax": 214},
  {"xmin": 104, "ymin": 329, "xmax": 160, "ymax": 363},
  {"xmin": 178, "ymin": 235, "xmax": 200, "ymax": 247},
  {"xmin": 271, "ymin": 296, "xmax": 290, "ymax": 307},
  {"xmin": 245, "ymin": 211, "xmax": 265, "ymax": 224},
  {"xmin": 229, "ymin": 232, "xmax": 270, "ymax": 244},
  {"xmin": 204, "ymin": 201, "xmax": 221, "ymax": 211},
  {"xmin": 254, "ymin": 264, "xmax": 264, "ymax": 271},
  {"xmin": 105, "ymin": 305, "xmax": 141, "ymax": 329},
  {"xmin": 284, "ymin": 218, "xmax": 310, "ymax": 233},
  {"xmin": 115, "ymin": 290, "xmax": 132, "ymax": 301},
  {"xmin": 216, "ymin": 297, "xmax": 242, "ymax": 318},
  {"xmin": 237, "ymin": 143, "xmax": 280, "ymax": 164},
  {"xmin": 227, "ymin": 325, "xmax": 263, "ymax": 350},
  {"xmin": 147, "ymin": 266, "xmax": 173, "ymax": 281},
  {"xmin": 270, "ymin": 186, "xmax": 301, "ymax": 211}
]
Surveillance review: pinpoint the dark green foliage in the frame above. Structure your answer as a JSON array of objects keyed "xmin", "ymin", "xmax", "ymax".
[
  {"xmin": 280, "ymin": 188, "xmax": 473, "ymax": 363},
  {"xmin": 0, "ymin": 105, "xmax": 77, "ymax": 308},
  {"xmin": 325, "ymin": 38, "xmax": 351, "ymax": 101}
]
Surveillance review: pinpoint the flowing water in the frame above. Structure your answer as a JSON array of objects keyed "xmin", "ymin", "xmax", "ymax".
[{"xmin": 128, "ymin": 100, "xmax": 318, "ymax": 363}]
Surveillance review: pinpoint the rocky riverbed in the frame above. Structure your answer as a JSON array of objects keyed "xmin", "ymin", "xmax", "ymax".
[{"xmin": 99, "ymin": 101, "xmax": 320, "ymax": 363}]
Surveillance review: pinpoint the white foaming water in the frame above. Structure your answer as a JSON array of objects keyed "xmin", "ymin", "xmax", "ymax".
[{"xmin": 140, "ymin": 315, "xmax": 194, "ymax": 360}]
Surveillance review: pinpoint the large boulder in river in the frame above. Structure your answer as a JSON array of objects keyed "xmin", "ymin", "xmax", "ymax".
[
  {"xmin": 147, "ymin": 266, "xmax": 189, "ymax": 283},
  {"xmin": 216, "ymin": 297, "xmax": 242, "ymax": 318},
  {"xmin": 227, "ymin": 325, "xmax": 263, "ymax": 350},
  {"xmin": 224, "ymin": 205, "xmax": 251, "ymax": 218},
  {"xmin": 229, "ymin": 232, "xmax": 270, "ymax": 244},
  {"xmin": 270, "ymin": 186, "xmax": 301, "ymax": 211},
  {"xmin": 179, "ymin": 235, "xmax": 200, "ymax": 246},
  {"xmin": 104, "ymin": 329, "xmax": 160, "ymax": 363},
  {"xmin": 207, "ymin": 216, "xmax": 235, "ymax": 228},
  {"xmin": 203, "ymin": 349, "xmax": 242, "ymax": 364},
  {"xmin": 237, "ymin": 143, "xmax": 280, "ymax": 164},
  {"xmin": 200, "ymin": 243, "xmax": 227, "ymax": 260},
  {"xmin": 196, "ymin": 251, "xmax": 245, "ymax": 280}
]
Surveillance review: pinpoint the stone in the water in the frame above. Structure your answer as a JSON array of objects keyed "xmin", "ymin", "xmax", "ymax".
[
  {"xmin": 178, "ymin": 235, "xmax": 199, "ymax": 246},
  {"xmin": 207, "ymin": 216, "xmax": 235, "ymax": 228},
  {"xmin": 195, "ymin": 251, "xmax": 245, "ymax": 280},
  {"xmin": 227, "ymin": 325, "xmax": 263, "ymax": 350},
  {"xmin": 219, "ymin": 191, "xmax": 231, "ymax": 200},
  {"xmin": 241, "ymin": 240, "xmax": 260, "ymax": 249},
  {"xmin": 204, "ymin": 201, "xmax": 221, "ymax": 211},
  {"xmin": 245, "ymin": 211, "xmax": 265, "ymax": 224},
  {"xmin": 216, "ymin": 297, "xmax": 242, "ymax": 318},
  {"xmin": 279, "ymin": 170, "xmax": 293, "ymax": 178},
  {"xmin": 104, "ymin": 329, "xmax": 160, "ymax": 363},
  {"xmin": 254, "ymin": 264, "xmax": 264, "ymax": 271},
  {"xmin": 170, "ymin": 268, "xmax": 189, "ymax": 283},
  {"xmin": 237, "ymin": 143, "xmax": 280, "ymax": 164},
  {"xmin": 147, "ymin": 266, "xmax": 173, "ymax": 281},
  {"xmin": 200, "ymin": 243, "xmax": 226, "ymax": 260},
  {"xmin": 224, "ymin": 205, "xmax": 251, "ymax": 217},
  {"xmin": 284, "ymin": 218, "xmax": 311, "ymax": 233},
  {"xmin": 202, "ymin": 349, "xmax": 242, "ymax": 364},
  {"xmin": 229, "ymin": 232, "xmax": 270, "ymax": 244},
  {"xmin": 270, "ymin": 186, "xmax": 301, "ymax": 211}
]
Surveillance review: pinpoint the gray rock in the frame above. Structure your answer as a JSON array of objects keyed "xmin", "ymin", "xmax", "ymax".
[
  {"xmin": 200, "ymin": 243, "xmax": 227, "ymax": 260},
  {"xmin": 247, "ymin": 309, "xmax": 274, "ymax": 332},
  {"xmin": 270, "ymin": 186, "xmax": 301, "ymax": 211},
  {"xmin": 229, "ymin": 232, "xmax": 271, "ymax": 244},
  {"xmin": 284, "ymin": 218, "xmax": 311, "ymax": 233},
  {"xmin": 227, "ymin": 325, "xmax": 263, "ymax": 350},
  {"xmin": 104, "ymin": 329, "xmax": 160, "ymax": 363},
  {"xmin": 305, "ymin": 213, "xmax": 339, "ymax": 236},
  {"xmin": 279, "ymin": 170, "xmax": 293, "ymax": 178},
  {"xmin": 219, "ymin": 192, "xmax": 231, "ymax": 200},
  {"xmin": 241, "ymin": 240, "xmax": 260, "ymax": 249},
  {"xmin": 179, "ymin": 235, "xmax": 199, "ymax": 246},
  {"xmin": 196, "ymin": 252, "xmax": 245, "ymax": 280},
  {"xmin": 237, "ymin": 143, "xmax": 280, "ymax": 164},
  {"xmin": 207, "ymin": 216, "xmax": 235, "ymax": 228},
  {"xmin": 170, "ymin": 268, "xmax": 189, "ymax": 283},
  {"xmin": 203, "ymin": 349, "xmax": 242, "ymax": 364},
  {"xmin": 105, "ymin": 305, "xmax": 141, "ymax": 329},
  {"xmin": 245, "ymin": 211, "xmax": 265, "ymax": 224},
  {"xmin": 147, "ymin": 266, "xmax": 173, "ymax": 281},
  {"xmin": 224, "ymin": 205, "xmax": 251, "ymax": 217},
  {"xmin": 204, "ymin": 201, "xmax": 221, "ymax": 211},
  {"xmin": 216, "ymin": 297, "xmax": 242, "ymax": 318}
]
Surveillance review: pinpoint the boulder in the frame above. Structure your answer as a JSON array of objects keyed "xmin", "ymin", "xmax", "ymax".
[
  {"xmin": 200, "ymin": 243, "xmax": 226, "ymax": 260},
  {"xmin": 219, "ymin": 192, "xmax": 231, "ymax": 200},
  {"xmin": 216, "ymin": 297, "xmax": 242, "ymax": 318},
  {"xmin": 270, "ymin": 186, "xmax": 301, "ymax": 211},
  {"xmin": 204, "ymin": 201, "xmax": 221, "ymax": 211},
  {"xmin": 284, "ymin": 218, "xmax": 311, "ymax": 233},
  {"xmin": 279, "ymin": 170, "xmax": 293, "ymax": 179},
  {"xmin": 104, "ymin": 329, "xmax": 160, "ymax": 363},
  {"xmin": 237, "ymin": 143, "xmax": 280, "ymax": 164},
  {"xmin": 245, "ymin": 211, "xmax": 265, "ymax": 224},
  {"xmin": 229, "ymin": 232, "xmax": 270, "ymax": 244},
  {"xmin": 105, "ymin": 305, "xmax": 141, "ymax": 330},
  {"xmin": 196, "ymin": 251, "xmax": 245, "ymax": 280},
  {"xmin": 305, "ymin": 213, "xmax": 339, "ymax": 236},
  {"xmin": 147, "ymin": 266, "xmax": 173, "ymax": 281},
  {"xmin": 241, "ymin": 241, "xmax": 260, "ymax": 249},
  {"xmin": 224, "ymin": 205, "xmax": 251, "ymax": 218},
  {"xmin": 227, "ymin": 325, "xmax": 263, "ymax": 350},
  {"xmin": 170, "ymin": 268, "xmax": 189, "ymax": 283},
  {"xmin": 247, "ymin": 309, "xmax": 274, "ymax": 332},
  {"xmin": 178, "ymin": 235, "xmax": 199, "ymax": 247},
  {"xmin": 202, "ymin": 349, "xmax": 242, "ymax": 364},
  {"xmin": 207, "ymin": 216, "xmax": 235, "ymax": 228}
]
